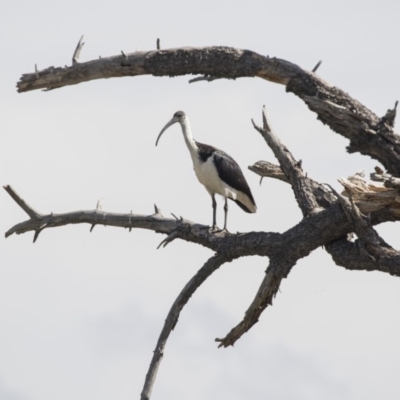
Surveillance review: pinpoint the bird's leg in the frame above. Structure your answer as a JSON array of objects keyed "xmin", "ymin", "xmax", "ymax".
[
  {"xmin": 223, "ymin": 197, "xmax": 229, "ymax": 231},
  {"xmin": 211, "ymin": 194, "xmax": 218, "ymax": 231}
]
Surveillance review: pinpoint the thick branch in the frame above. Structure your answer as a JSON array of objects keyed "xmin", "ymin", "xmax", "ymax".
[
  {"xmin": 287, "ymin": 81, "xmax": 400, "ymax": 176},
  {"xmin": 18, "ymin": 45, "xmax": 400, "ymax": 174},
  {"xmin": 141, "ymin": 253, "xmax": 231, "ymax": 400},
  {"xmin": 326, "ymin": 237, "xmax": 400, "ymax": 276},
  {"xmin": 5, "ymin": 179, "xmax": 399, "ymax": 262},
  {"xmin": 17, "ymin": 47, "xmax": 301, "ymax": 93},
  {"xmin": 327, "ymin": 182, "xmax": 381, "ymax": 246}
]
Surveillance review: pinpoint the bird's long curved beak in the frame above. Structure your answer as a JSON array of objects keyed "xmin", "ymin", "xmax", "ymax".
[{"xmin": 155, "ymin": 118, "xmax": 178, "ymax": 146}]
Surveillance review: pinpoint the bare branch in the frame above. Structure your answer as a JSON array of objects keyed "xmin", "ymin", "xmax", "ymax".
[
  {"xmin": 252, "ymin": 106, "xmax": 324, "ymax": 215},
  {"xmin": 7, "ymin": 183, "xmax": 398, "ymax": 266},
  {"xmin": 289, "ymin": 80, "xmax": 400, "ymax": 176},
  {"xmin": 141, "ymin": 253, "xmax": 231, "ymax": 400},
  {"xmin": 216, "ymin": 262, "xmax": 289, "ymax": 348},
  {"xmin": 17, "ymin": 47, "xmax": 303, "ymax": 93},
  {"xmin": 249, "ymin": 160, "xmax": 289, "ymax": 183},
  {"xmin": 248, "ymin": 161, "xmax": 336, "ymax": 208},
  {"xmin": 5, "ymin": 186, "xmax": 282, "ymax": 256},
  {"xmin": 72, "ymin": 35, "xmax": 85, "ymax": 65},
  {"xmin": 16, "ymin": 45, "xmax": 400, "ymax": 174},
  {"xmin": 326, "ymin": 236, "xmax": 400, "ymax": 275},
  {"xmin": 3, "ymin": 185, "xmax": 41, "ymax": 219},
  {"xmin": 326, "ymin": 178, "xmax": 396, "ymax": 262}
]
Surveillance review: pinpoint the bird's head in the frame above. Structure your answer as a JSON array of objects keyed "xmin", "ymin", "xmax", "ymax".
[{"xmin": 156, "ymin": 110, "xmax": 187, "ymax": 146}]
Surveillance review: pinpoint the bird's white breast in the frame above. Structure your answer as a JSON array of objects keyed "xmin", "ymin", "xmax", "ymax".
[{"xmin": 191, "ymin": 154, "xmax": 238, "ymax": 200}]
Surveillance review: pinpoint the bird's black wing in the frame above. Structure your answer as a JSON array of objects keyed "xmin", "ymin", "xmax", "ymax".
[{"xmin": 212, "ymin": 149, "xmax": 256, "ymax": 206}]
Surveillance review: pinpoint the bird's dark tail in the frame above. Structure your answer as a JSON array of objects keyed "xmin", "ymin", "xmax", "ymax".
[{"xmin": 233, "ymin": 199, "xmax": 256, "ymax": 213}]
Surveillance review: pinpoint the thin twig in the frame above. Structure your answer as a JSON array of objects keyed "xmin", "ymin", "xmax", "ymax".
[
  {"xmin": 153, "ymin": 204, "xmax": 162, "ymax": 215},
  {"xmin": 189, "ymin": 75, "xmax": 226, "ymax": 84},
  {"xmin": 312, "ymin": 60, "xmax": 322, "ymax": 73},
  {"xmin": 72, "ymin": 35, "xmax": 85, "ymax": 65},
  {"xmin": 4, "ymin": 186, "xmax": 248, "ymax": 254}
]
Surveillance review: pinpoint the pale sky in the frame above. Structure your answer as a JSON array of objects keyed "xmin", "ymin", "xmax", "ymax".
[{"xmin": 1, "ymin": 1, "xmax": 400, "ymax": 399}]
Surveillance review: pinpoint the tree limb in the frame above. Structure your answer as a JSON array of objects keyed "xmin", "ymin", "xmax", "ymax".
[
  {"xmin": 141, "ymin": 253, "xmax": 231, "ymax": 400},
  {"xmin": 216, "ymin": 259, "xmax": 289, "ymax": 348},
  {"xmin": 3, "ymin": 185, "xmax": 41, "ymax": 220},
  {"xmin": 249, "ymin": 160, "xmax": 289, "ymax": 183},
  {"xmin": 17, "ymin": 47, "xmax": 301, "ymax": 93},
  {"xmin": 326, "ymin": 236, "xmax": 400, "ymax": 276},
  {"xmin": 17, "ymin": 44, "xmax": 400, "ymax": 174},
  {"xmin": 252, "ymin": 106, "xmax": 324, "ymax": 215}
]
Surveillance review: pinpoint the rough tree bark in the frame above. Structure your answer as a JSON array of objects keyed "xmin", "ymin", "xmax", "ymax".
[{"xmin": 8, "ymin": 42, "xmax": 400, "ymax": 400}]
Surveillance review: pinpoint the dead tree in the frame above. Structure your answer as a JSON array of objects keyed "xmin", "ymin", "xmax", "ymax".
[{"xmin": 6, "ymin": 41, "xmax": 400, "ymax": 400}]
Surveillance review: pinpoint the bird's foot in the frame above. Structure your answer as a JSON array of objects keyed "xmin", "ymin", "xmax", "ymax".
[
  {"xmin": 210, "ymin": 224, "xmax": 221, "ymax": 233},
  {"xmin": 209, "ymin": 225, "xmax": 229, "ymax": 234}
]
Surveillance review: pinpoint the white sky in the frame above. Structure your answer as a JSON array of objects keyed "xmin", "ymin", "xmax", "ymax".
[{"xmin": 1, "ymin": 1, "xmax": 400, "ymax": 399}]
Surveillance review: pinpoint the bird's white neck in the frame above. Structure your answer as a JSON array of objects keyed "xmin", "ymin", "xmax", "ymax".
[{"xmin": 180, "ymin": 118, "xmax": 199, "ymax": 156}]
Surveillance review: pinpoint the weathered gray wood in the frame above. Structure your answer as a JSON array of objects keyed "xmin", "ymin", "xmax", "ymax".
[
  {"xmin": 3, "ymin": 185, "xmax": 41, "ymax": 219},
  {"xmin": 287, "ymin": 79, "xmax": 400, "ymax": 176},
  {"xmin": 141, "ymin": 253, "xmax": 231, "ymax": 400},
  {"xmin": 5, "ymin": 181, "xmax": 398, "ymax": 265},
  {"xmin": 249, "ymin": 161, "xmax": 289, "ymax": 183},
  {"xmin": 17, "ymin": 47, "xmax": 301, "ymax": 93},
  {"xmin": 252, "ymin": 106, "xmax": 323, "ymax": 216},
  {"xmin": 326, "ymin": 237, "xmax": 400, "ymax": 275},
  {"xmin": 216, "ymin": 264, "xmax": 286, "ymax": 348}
]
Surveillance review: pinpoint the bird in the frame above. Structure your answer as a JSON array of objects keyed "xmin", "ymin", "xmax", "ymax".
[{"xmin": 156, "ymin": 110, "xmax": 256, "ymax": 231}]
